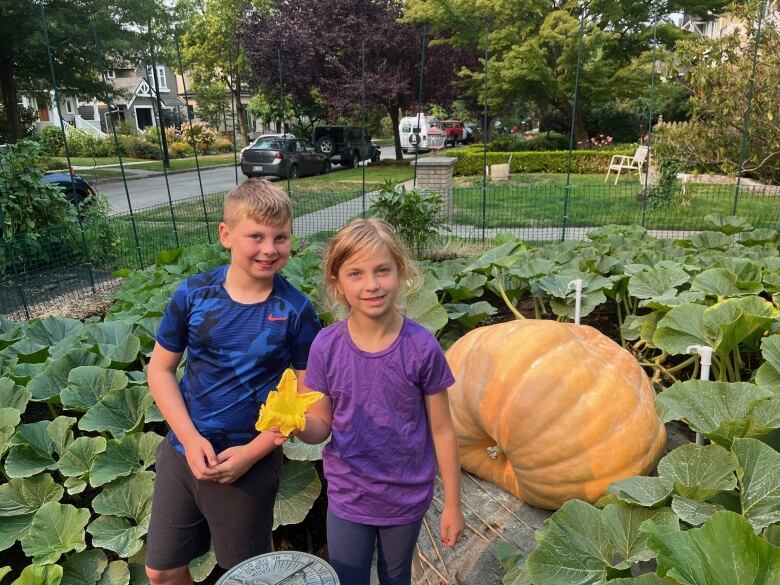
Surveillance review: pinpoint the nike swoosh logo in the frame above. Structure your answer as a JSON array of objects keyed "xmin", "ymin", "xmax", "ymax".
[{"xmin": 268, "ymin": 315, "xmax": 288, "ymax": 321}]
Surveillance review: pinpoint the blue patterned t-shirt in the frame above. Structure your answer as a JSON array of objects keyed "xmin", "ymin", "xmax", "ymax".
[{"xmin": 156, "ymin": 264, "xmax": 321, "ymax": 454}]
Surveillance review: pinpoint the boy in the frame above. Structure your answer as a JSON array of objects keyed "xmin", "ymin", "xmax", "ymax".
[{"xmin": 145, "ymin": 178, "xmax": 321, "ymax": 585}]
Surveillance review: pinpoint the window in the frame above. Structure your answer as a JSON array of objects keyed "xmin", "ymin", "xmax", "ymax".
[
  {"xmin": 144, "ymin": 65, "xmax": 168, "ymax": 90},
  {"xmin": 65, "ymin": 99, "xmax": 73, "ymax": 114},
  {"xmin": 106, "ymin": 70, "xmax": 116, "ymax": 79}
]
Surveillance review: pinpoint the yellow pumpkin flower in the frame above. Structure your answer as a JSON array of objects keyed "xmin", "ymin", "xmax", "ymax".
[{"xmin": 255, "ymin": 369, "xmax": 323, "ymax": 436}]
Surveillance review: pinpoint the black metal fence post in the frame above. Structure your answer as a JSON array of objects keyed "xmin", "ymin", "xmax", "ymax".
[
  {"xmin": 733, "ymin": 0, "xmax": 769, "ymax": 215},
  {"xmin": 91, "ymin": 23, "xmax": 144, "ymax": 270},
  {"xmin": 641, "ymin": 2, "xmax": 659, "ymax": 228},
  {"xmin": 174, "ymin": 34, "xmax": 211, "ymax": 245},
  {"xmin": 40, "ymin": 0, "xmax": 96, "ymax": 291},
  {"xmin": 561, "ymin": 3, "xmax": 586, "ymax": 242}
]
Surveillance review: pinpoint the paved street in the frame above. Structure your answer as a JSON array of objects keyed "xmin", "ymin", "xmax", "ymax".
[{"xmin": 99, "ymin": 146, "xmax": 413, "ymax": 214}]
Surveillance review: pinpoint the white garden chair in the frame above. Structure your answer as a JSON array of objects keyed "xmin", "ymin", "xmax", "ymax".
[{"xmin": 604, "ymin": 146, "xmax": 649, "ymax": 184}]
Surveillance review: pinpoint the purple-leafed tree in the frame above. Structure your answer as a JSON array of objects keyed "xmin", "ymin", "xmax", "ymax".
[{"xmin": 242, "ymin": 0, "xmax": 475, "ymax": 159}]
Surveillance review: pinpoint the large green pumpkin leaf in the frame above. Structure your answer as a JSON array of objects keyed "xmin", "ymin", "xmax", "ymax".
[
  {"xmin": 86, "ymin": 516, "xmax": 146, "ymax": 559},
  {"xmin": 402, "ymin": 288, "xmax": 448, "ymax": 335},
  {"xmin": 756, "ymin": 335, "xmax": 780, "ymax": 389},
  {"xmin": 5, "ymin": 421, "xmax": 56, "ymax": 478},
  {"xmin": 283, "ymin": 436, "xmax": 328, "ymax": 462},
  {"xmin": 525, "ymin": 500, "xmax": 612, "ymax": 584},
  {"xmin": 657, "ymin": 444, "xmax": 737, "ymax": 500},
  {"xmin": 671, "ymin": 495, "xmax": 726, "ymax": 526},
  {"xmin": 0, "ymin": 514, "xmax": 34, "ymax": 552},
  {"xmin": 0, "ymin": 407, "xmax": 21, "ymax": 458},
  {"xmin": 79, "ymin": 386, "xmax": 153, "ymax": 438},
  {"xmin": 601, "ymin": 505, "xmax": 678, "ymax": 567},
  {"xmin": 90, "ymin": 432, "xmax": 162, "ymax": 487},
  {"xmin": 731, "ymin": 438, "xmax": 780, "ymax": 533},
  {"xmin": 628, "ymin": 264, "xmax": 689, "ymax": 299},
  {"xmin": 691, "ymin": 268, "xmax": 763, "ymax": 297},
  {"xmin": 58, "ymin": 437, "xmax": 107, "ymax": 494},
  {"xmin": 444, "ymin": 301, "xmax": 498, "ymax": 330},
  {"xmin": 61, "ymin": 549, "xmax": 108, "ymax": 585},
  {"xmin": 0, "ymin": 475, "xmax": 63, "ymax": 517},
  {"xmin": 61, "ymin": 367, "xmax": 128, "ymax": 412},
  {"xmin": 25, "ymin": 317, "xmax": 83, "ymax": 348},
  {"xmin": 96, "ymin": 562, "xmax": 129, "ymax": 585},
  {"xmin": 20, "ymin": 501, "xmax": 89, "ymax": 565},
  {"xmin": 607, "ymin": 476, "xmax": 672, "ymax": 508},
  {"xmin": 28, "ymin": 350, "xmax": 109, "ymax": 403},
  {"xmin": 655, "ymin": 380, "xmax": 778, "ymax": 447},
  {"xmin": 11, "ymin": 564, "xmax": 63, "ymax": 585},
  {"xmin": 47, "ymin": 416, "xmax": 76, "ymax": 456},
  {"xmin": 653, "ymin": 303, "xmax": 708, "ymax": 355},
  {"xmin": 91, "ymin": 471, "xmax": 154, "ymax": 527},
  {"xmin": 704, "ymin": 296, "xmax": 778, "ymax": 355},
  {"xmin": 642, "ymin": 511, "xmax": 780, "ymax": 584},
  {"xmin": 0, "ymin": 377, "xmax": 31, "ymax": 412},
  {"xmin": 0, "ymin": 567, "xmax": 10, "ymax": 582},
  {"xmin": 82, "ymin": 322, "xmax": 141, "ymax": 367},
  {"xmin": 273, "ymin": 460, "xmax": 321, "ymax": 530},
  {"xmin": 189, "ymin": 549, "xmax": 216, "ymax": 583}
]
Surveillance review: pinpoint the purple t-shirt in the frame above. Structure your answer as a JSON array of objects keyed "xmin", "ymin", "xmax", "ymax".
[{"xmin": 305, "ymin": 317, "xmax": 455, "ymax": 525}]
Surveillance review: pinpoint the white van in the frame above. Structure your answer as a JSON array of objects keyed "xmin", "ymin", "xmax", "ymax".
[{"xmin": 399, "ymin": 115, "xmax": 446, "ymax": 153}]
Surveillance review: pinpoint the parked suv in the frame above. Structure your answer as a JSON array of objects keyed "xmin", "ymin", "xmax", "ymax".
[{"xmin": 312, "ymin": 125, "xmax": 377, "ymax": 167}]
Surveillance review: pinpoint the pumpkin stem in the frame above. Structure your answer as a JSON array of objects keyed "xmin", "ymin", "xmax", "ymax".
[
  {"xmin": 487, "ymin": 444, "xmax": 504, "ymax": 459},
  {"xmin": 496, "ymin": 279, "xmax": 525, "ymax": 320}
]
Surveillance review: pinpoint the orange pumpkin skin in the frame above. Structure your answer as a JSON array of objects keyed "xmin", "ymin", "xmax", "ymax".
[{"xmin": 445, "ymin": 320, "xmax": 666, "ymax": 510}]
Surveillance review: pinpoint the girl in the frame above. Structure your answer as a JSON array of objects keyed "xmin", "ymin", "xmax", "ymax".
[{"xmin": 298, "ymin": 218, "xmax": 464, "ymax": 585}]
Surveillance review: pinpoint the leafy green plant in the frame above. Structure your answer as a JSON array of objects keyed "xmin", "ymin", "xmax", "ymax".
[{"xmin": 369, "ymin": 179, "xmax": 448, "ymax": 255}]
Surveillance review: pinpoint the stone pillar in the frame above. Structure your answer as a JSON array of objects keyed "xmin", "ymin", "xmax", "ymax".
[{"xmin": 409, "ymin": 157, "xmax": 457, "ymax": 218}]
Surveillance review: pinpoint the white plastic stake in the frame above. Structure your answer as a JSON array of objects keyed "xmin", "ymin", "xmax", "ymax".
[
  {"xmin": 568, "ymin": 279, "xmax": 584, "ymax": 324},
  {"xmin": 687, "ymin": 344, "xmax": 713, "ymax": 446}
]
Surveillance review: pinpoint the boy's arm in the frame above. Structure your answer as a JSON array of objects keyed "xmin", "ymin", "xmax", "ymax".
[
  {"xmin": 425, "ymin": 391, "xmax": 465, "ymax": 548},
  {"xmin": 147, "ymin": 342, "xmax": 219, "ymax": 481},
  {"xmin": 294, "ymin": 369, "xmax": 332, "ymax": 445}
]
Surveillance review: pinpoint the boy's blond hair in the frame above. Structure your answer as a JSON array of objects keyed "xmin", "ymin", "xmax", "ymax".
[
  {"xmin": 323, "ymin": 218, "xmax": 421, "ymax": 311},
  {"xmin": 223, "ymin": 178, "xmax": 292, "ymax": 226}
]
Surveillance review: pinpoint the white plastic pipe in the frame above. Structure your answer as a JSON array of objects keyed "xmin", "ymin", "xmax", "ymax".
[
  {"xmin": 568, "ymin": 279, "xmax": 584, "ymax": 324},
  {"xmin": 686, "ymin": 344, "xmax": 713, "ymax": 446}
]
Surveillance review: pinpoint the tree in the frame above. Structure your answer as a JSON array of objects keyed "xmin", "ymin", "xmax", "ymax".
[
  {"xmin": 191, "ymin": 81, "xmax": 231, "ymax": 130},
  {"xmin": 403, "ymin": 0, "xmax": 730, "ymax": 145},
  {"xmin": 654, "ymin": 1, "xmax": 780, "ymax": 184},
  {"xmin": 243, "ymin": 0, "xmax": 475, "ymax": 158},
  {"xmin": 0, "ymin": 0, "xmax": 169, "ymax": 143},
  {"xmin": 178, "ymin": 0, "xmax": 254, "ymax": 145}
]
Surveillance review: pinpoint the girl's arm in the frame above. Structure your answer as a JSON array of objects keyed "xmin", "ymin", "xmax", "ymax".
[
  {"xmin": 294, "ymin": 370, "xmax": 333, "ymax": 445},
  {"xmin": 147, "ymin": 343, "xmax": 219, "ymax": 481},
  {"xmin": 425, "ymin": 391, "xmax": 465, "ymax": 548}
]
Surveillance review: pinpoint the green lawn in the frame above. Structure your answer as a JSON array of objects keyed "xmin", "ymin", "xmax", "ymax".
[{"xmin": 447, "ymin": 173, "xmax": 780, "ymax": 231}]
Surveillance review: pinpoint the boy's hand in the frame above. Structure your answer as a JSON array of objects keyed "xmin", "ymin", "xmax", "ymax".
[
  {"xmin": 182, "ymin": 435, "xmax": 219, "ymax": 481},
  {"xmin": 269, "ymin": 425, "xmax": 289, "ymax": 446},
  {"xmin": 214, "ymin": 445, "xmax": 255, "ymax": 484},
  {"xmin": 440, "ymin": 505, "xmax": 465, "ymax": 548}
]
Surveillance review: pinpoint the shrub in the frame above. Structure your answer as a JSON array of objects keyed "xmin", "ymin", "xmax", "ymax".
[
  {"xmin": 369, "ymin": 179, "xmax": 448, "ymax": 255},
  {"xmin": 490, "ymin": 131, "xmax": 570, "ymax": 152},
  {"xmin": 449, "ymin": 148, "xmax": 634, "ymax": 176},
  {"xmin": 38, "ymin": 124, "xmax": 65, "ymax": 156},
  {"xmin": 213, "ymin": 138, "xmax": 233, "ymax": 153},
  {"xmin": 168, "ymin": 141, "xmax": 193, "ymax": 158}
]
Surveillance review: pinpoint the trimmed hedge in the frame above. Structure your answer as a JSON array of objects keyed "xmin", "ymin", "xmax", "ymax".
[{"xmin": 449, "ymin": 147, "xmax": 634, "ymax": 176}]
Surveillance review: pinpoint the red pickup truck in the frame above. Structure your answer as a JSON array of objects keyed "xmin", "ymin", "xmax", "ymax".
[{"xmin": 442, "ymin": 120, "xmax": 465, "ymax": 146}]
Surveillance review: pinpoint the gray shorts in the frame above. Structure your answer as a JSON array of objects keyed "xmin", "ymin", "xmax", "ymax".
[{"xmin": 145, "ymin": 438, "xmax": 282, "ymax": 571}]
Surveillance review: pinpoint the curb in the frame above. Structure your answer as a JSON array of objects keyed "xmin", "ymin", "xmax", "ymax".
[{"xmin": 90, "ymin": 163, "xmax": 240, "ymax": 183}]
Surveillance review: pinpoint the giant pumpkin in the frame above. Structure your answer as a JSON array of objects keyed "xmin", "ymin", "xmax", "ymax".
[{"xmin": 445, "ymin": 319, "xmax": 666, "ymax": 510}]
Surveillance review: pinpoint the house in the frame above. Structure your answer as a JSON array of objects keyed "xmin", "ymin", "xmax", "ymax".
[
  {"xmin": 175, "ymin": 72, "xmax": 277, "ymax": 138},
  {"xmin": 677, "ymin": 5, "xmax": 779, "ymax": 39},
  {"xmin": 33, "ymin": 62, "xmax": 187, "ymax": 136}
]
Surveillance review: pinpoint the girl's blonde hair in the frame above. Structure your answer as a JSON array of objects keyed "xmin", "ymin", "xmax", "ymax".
[{"xmin": 323, "ymin": 218, "xmax": 421, "ymax": 312}]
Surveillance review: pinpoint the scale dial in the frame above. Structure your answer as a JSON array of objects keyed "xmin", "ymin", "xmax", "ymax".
[{"xmin": 216, "ymin": 551, "xmax": 339, "ymax": 585}]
